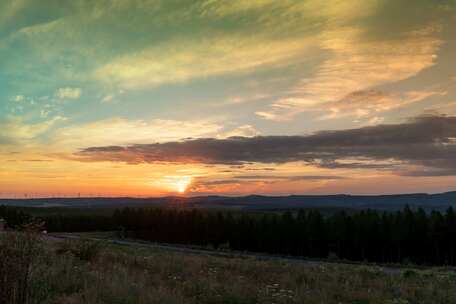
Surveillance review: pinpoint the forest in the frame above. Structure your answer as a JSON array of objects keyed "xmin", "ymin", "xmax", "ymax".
[
  {"xmin": 2, "ymin": 205, "xmax": 456, "ymax": 266},
  {"xmin": 109, "ymin": 207, "xmax": 456, "ymax": 265}
]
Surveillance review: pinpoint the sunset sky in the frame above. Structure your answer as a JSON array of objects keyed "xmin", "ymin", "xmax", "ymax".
[{"xmin": 1, "ymin": 0, "xmax": 456, "ymax": 197}]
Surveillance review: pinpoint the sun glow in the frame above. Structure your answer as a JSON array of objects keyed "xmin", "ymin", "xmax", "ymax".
[
  {"xmin": 176, "ymin": 176, "xmax": 192, "ymax": 193},
  {"xmin": 158, "ymin": 175, "xmax": 192, "ymax": 194}
]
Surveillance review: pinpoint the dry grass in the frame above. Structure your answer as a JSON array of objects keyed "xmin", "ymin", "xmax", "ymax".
[{"xmin": 2, "ymin": 233, "xmax": 456, "ymax": 303}]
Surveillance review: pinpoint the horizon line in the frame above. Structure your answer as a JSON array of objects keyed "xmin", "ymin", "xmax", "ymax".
[{"xmin": 1, "ymin": 190, "xmax": 455, "ymax": 200}]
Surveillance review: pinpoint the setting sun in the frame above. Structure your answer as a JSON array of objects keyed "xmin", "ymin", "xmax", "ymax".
[
  {"xmin": 159, "ymin": 175, "xmax": 192, "ymax": 194},
  {"xmin": 150, "ymin": 175, "xmax": 194, "ymax": 195},
  {"xmin": 176, "ymin": 176, "xmax": 191, "ymax": 193},
  {"xmin": 177, "ymin": 183, "xmax": 187, "ymax": 193}
]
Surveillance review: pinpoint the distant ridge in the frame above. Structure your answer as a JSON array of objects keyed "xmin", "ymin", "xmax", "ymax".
[{"xmin": 1, "ymin": 191, "xmax": 456, "ymax": 212}]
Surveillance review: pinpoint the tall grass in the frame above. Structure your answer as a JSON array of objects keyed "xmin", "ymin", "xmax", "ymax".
[
  {"xmin": 1, "ymin": 234, "xmax": 456, "ymax": 303},
  {"xmin": 0, "ymin": 232, "xmax": 42, "ymax": 304}
]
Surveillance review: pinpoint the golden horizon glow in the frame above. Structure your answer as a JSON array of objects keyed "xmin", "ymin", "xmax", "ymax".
[{"xmin": 154, "ymin": 175, "xmax": 193, "ymax": 195}]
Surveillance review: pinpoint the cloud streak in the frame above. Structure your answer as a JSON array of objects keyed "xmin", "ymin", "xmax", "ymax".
[
  {"xmin": 233, "ymin": 175, "xmax": 345, "ymax": 181},
  {"xmin": 0, "ymin": 115, "xmax": 66, "ymax": 144},
  {"xmin": 77, "ymin": 115, "xmax": 456, "ymax": 176},
  {"xmin": 55, "ymin": 87, "xmax": 81, "ymax": 100},
  {"xmin": 257, "ymin": 25, "xmax": 443, "ymax": 121},
  {"xmin": 95, "ymin": 34, "xmax": 313, "ymax": 88}
]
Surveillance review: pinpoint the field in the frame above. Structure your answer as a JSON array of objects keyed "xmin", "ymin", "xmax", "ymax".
[{"xmin": 2, "ymin": 232, "xmax": 456, "ymax": 304}]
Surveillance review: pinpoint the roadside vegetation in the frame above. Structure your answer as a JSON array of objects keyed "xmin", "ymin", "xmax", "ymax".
[{"xmin": 1, "ymin": 232, "xmax": 456, "ymax": 304}]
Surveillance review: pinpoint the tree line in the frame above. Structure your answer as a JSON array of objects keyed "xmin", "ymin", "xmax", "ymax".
[
  {"xmin": 111, "ymin": 206, "xmax": 456, "ymax": 265},
  {"xmin": 0, "ymin": 206, "xmax": 32, "ymax": 228},
  {"xmin": 3, "ymin": 205, "xmax": 456, "ymax": 265}
]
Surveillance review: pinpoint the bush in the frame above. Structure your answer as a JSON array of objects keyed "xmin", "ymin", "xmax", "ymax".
[
  {"xmin": 401, "ymin": 269, "xmax": 418, "ymax": 278},
  {"xmin": 56, "ymin": 239, "xmax": 103, "ymax": 262}
]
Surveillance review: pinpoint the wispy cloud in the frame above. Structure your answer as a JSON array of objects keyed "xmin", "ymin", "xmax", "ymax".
[
  {"xmin": 95, "ymin": 34, "xmax": 313, "ymax": 88},
  {"xmin": 317, "ymin": 90, "xmax": 447, "ymax": 121},
  {"xmin": 257, "ymin": 26, "xmax": 443, "ymax": 121},
  {"xmin": 217, "ymin": 125, "xmax": 259, "ymax": 138},
  {"xmin": 233, "ymin": 175, "xmax": 345, "ymax": 181},
  {"xmin": 55, "ymin": 87, "xmax": 81, "ymax": 100},
  {"xmin": 49, "ymin": 117, "xmax": 261, "ymax": 152},
  {"xmin": 51, "ymin": 118, "xmax": 224, "ymax": 150},
  {"xmin": 0, "ymin": 115, "xmax": 66, "ymax": 143}
]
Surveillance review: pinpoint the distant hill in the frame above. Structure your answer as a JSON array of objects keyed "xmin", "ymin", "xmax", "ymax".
[{"xmin": 2, "ymin": 191, "xmax": 456, "ymax": 212}]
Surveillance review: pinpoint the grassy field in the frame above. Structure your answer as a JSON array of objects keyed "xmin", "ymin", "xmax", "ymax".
[{"xmin": 2, "ymin": 233, "xmax": 456, "ymax": 304}]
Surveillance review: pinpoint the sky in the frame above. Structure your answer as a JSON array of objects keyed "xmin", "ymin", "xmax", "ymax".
[{"xmin": 1, "ymin": 0, "xmax": 456, "ymax": 198}]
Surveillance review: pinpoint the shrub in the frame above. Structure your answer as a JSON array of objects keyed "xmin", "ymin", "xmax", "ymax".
[
  {"xmin": 56, "ymin": 239, "xmax": 103, "ymax": 262},
  {"xmin": 401, "ymin": 269, "xmax": 418, "ymax": 278}
]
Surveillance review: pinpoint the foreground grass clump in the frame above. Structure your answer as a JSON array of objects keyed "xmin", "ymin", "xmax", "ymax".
[
  {"xmin": 2, "ymin": 234, "xmax": 456, "ymax": 304},
  {"xmin": 0, "ymin": 232, "xmax": 43, "ymax": 304}
]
